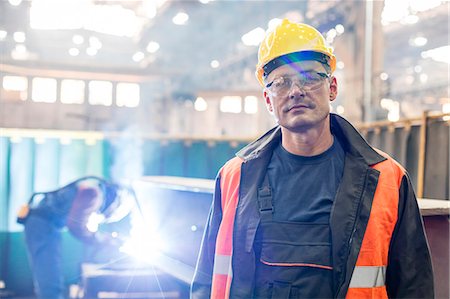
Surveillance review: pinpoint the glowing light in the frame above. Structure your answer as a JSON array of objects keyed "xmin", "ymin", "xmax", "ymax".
[
  {"xmin": 72, "ymin": 34, "xmax": 84, "ymax": 45},
  {"xmin": 172, "ymin": 12, "xmax": 189, "ymax": 25},
  {"xmin": 32, "ymin": 77, "xmax": 57, "ymax": 103},
  {"xmin": 61, "ymin": 79, "xmax": 85, "ymax": 104},
  {"xmin": 68, "ymin": 48, "xmax": 80, "ymax": 56},
  {"xmin": 13, "ymin": 31, "xmax": 25, "ymax": 43},
  {"xmin": 8, "ymin": 0, "xmax": 22, "ymax": 6},
  {"xmin": 146, "ymin": 41, "xmax": 160, "ymax": 53},
  {"xmin": 335, "ymin": 24, "xmax": 345, "ymax": 35},
  {"xmin": 86, "ymin": 212, "xmax": 105, "ymax": 233},
  {"xmin": 410, "ymin": 36, "xmax": 427, "ymax": 47},
  {"xmin": 194, "ymin": 97, "xmax": 208, "ymax": 111},
  {"xmin": 210, "ymin": 60, "xmax": 220, "ymax": 68},
  {"xmin": 421, "ymin": 46, "xmax": 450, "ymax": 64},
  {"xmin": 220, "ymin": 96, "xmax": 242, "ymax": 113},
  {"xmin": 336, "ymin": 105, "xmax": 345, "ymax": 115},
  {"xmin": 420, "ymin": 73, "xmax": 428, "ymax": 83},
  {"xmin": 89, "ymin": 81, "xmax": 113, "ymax": 106},
  {"xmin": 244, "ymin": 96, "xmax": 258, "ymax": 114},
  {"xmin": 120, "ymin": 219, "xmax": 169, "ymax": 264},
  {"xmin": 116, "ymin": 83, "xmax": 140, "ymax": 107},
  {"xmin": 0, "ymin": 30, "xmax": 7, "ymax": 41},
  {"xmin": 380, "ymin": 98, "xmax": 400, "ymax": 121},
  {"xmin": 337, "ymin": 61, "xmax": 345, "ymax": 70},
  {"xmin": 30, "ymin": 0, "xmax": 142, "ymax": 37},
  {"xmin": 132, "ymin": 51, "xmax": 144, "ymax": 62},
  {"xmin": 380, "ymin": 72, "xmax": 389, "ymax": 81},
  {"xmin": 89, "ymin": 36, "xmax": 102, "ymax": 50},
  {"xmin": 242, "ymin": 27, "xmax": 265, "ymax": 46},
  {"xmin": 268, "ymin": 18, "xmax": 282, "ymax": 31},
  {"xmin": 3, "ymin": 76, "xmax": 27, "ymax": 91}
]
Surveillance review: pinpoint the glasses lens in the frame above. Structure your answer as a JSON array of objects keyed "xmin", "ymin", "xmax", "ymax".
[{"xmin": 268, "ymin": 72, "xmax": 328, "ymax": 95}]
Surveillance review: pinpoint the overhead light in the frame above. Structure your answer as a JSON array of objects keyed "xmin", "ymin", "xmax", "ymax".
[
  {"xmin": 69, "ymin": 48, "xmax": 80, "ymax": 56},
  {"xmin": 89, "ymin": 36, "xmax": 102, "ymax": 50},
  {"xmin": 419, "ymin": 73, "xmax": 428, "ymax": 83},
  {"xmin": 8, "ymin": 0, "xmax": 22, "ymax": 6},
  {"xmin": 380, "ymin": 72, "xmax": 389, "ymax": 80},
  {"xmin": 335, "ymin": 24, "xmax": 345, "ymax": 35},
  {"xmin": 268, "ymin": 18, "xmax": 282, "ymax": 31},
  {"xmin": 30, "ymin": 1, "xmax": 143, "ymax": 37},
  {"xmin": 336, "ymin": 61, "xmax": 345, "ymax": 70},
  {"xmin": 172, "ymin": 12, "xmax": 189, "ymax": 25},
  {"xmin": 241, "ymin": 27, "xmax": 265, "ymax": 46},
  {"xmin": 410, "ymin": 36, "xmax": 427, "ymax": 47},
  {"xmin": 210, "ymin": 60, "xmax": 220, "ymax": 68},
  {"xmin": 0, "ymin": 30, "xmax": 7, "ymax": 41},
  {"xmin": 414, "ymin": 65, "xmax": 422, "ymax": 73},
  {"xmin": 421, "ymin": 46, "xmax": 450, "ymax": 64},
  {"xmin": 13, "ymin": 31, "xmax": 25, "ymax": 43},
  {"xmin": 132, "ymin": 51, "xmax": 145, "ymax": 62},
  {"xmin": 220, "ymin": 96, "xmax": 242, "ymax": 113},
  {"xmin": 146, "ymin": 41, "xmax": 160, "ymax": 53},
  {"xmin": 198, "ymin": 0, "xmax": 213, "ymax": 4},
  {"xmin": 72, "ymin": 34, "xmax": 84, "ymax": 45},
  {"xmin": 194, "ymin": 97, "xmax": 208, "ymax": 111},
  {"xmin": 244, "ymin": 96, "xmax": 258, "ymax": 114},
  {"xmin": 11, "ymin": 44, "xmax": 28, "ymax": 60},
  {"xmin": 336, "ymin": 105, "xmax": 345, "ymax": 115}
]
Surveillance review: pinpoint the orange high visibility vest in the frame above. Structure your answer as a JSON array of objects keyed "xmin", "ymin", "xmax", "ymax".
[{"xmin": 211, "ymin": 151, "xmax": 404, "ymax": 299}]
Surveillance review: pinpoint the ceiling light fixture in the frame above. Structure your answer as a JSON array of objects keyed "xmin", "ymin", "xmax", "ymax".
[
  {"xmin": 146, "ymin": 41, "xmax": 160, "ymax": 53},
  {"xmin": 241, "ymin": 27, "xmax": 265, "ymax": 46},
  {"xmin": 72, "ymin": 34, "xmax": 84, "ymax": 45},
  {"xmin": 132, "ymin": 51, "xmax": 145, "ymax": 62},
  {"xmin": 13, "ymin": 31, "xmax": 25, "ymax": 43},
  {"xmin": 69, "ymin": 48, "xmax": 80, "ymax": 56},
  {"xmin": 0, "ymin": 30, "xmax": 7, "ymax": 41},
  {"xmin": 172, "ymin": 12, "xmax": 189, "ymax": 25},
  {"xmin": 210, "ymin": 60, "xmax": 220, "ymax": 68}
]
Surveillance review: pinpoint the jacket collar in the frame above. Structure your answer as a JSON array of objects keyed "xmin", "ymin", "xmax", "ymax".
[{"xmin": 236, "ymin": 113, "xmax": 386, "ymax": 166}]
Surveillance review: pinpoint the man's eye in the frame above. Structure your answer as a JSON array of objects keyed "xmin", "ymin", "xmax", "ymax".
[{"xmin": 273, "ymin": 78, "xmax": 285, "ymax": 88}]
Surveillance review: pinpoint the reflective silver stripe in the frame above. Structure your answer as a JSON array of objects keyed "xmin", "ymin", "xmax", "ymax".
[
  {"xmin": 349, "ymin": 266, "xmax": 386, "ymax": 288},
  {"xmin": 213, "ymin": 254, "xmax": 232, "ymax": 276}
]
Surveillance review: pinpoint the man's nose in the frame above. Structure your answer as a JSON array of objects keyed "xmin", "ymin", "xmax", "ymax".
[{"xmin": 288, "ymin": 80, "xmax": 306, "ymax": 99}]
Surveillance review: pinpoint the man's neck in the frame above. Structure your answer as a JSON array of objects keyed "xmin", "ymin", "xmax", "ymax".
[{"xmin": 280, "ymin": 122, "xmax": 333, "ymax": 156}]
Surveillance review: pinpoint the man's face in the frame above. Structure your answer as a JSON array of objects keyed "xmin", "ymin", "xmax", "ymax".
[{"xmin": 263, "ymin": 60, "xmax": 337, "ymax": 132}]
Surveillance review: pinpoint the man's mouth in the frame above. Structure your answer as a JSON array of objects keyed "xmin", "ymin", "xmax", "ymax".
[{"xmin": 286, "ymin": 103, "xmax": 310, "ymax": 111}]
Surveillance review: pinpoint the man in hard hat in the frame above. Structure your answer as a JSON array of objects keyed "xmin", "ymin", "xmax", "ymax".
[
  {"xmin": 191, "ymin": 19, "xmax": 434, "ymax": 298},
  {"xmin": 17, "ymin": 176, "xmax": 134, "ymax": 299}
]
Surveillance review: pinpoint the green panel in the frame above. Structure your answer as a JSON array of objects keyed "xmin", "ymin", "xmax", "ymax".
[
  {"xmin": 85, "ymin": 140, "xmax": 105, "ymax": 177},
  {"xmin": 9, "ymin": 138, "xmax": 34, "ymax": 231},
  {"xmin": 61, "ymin": 231, "xmax": 84, "ymax": 285},
  {"xmin": 0, "ymin": 137, "xmax": 10, "ymax": 230},
  {"xmin": 102, "ymin": 140, "xmax": 114, "ymax": 180},
  {"xmin": 59, "ymin": 139, "xmax": 87, "ymax": 186},
  {"xmin": 2, "ymin": 231, "xmax": 85, "ymax": 297},
  {"xmin": 3, "ymin": 231, "xmax": 33, "ymax": 296},
  {"xmin": 186, "ymin": 142, "xmax": 208, "ymax": 178},
  {"xmin": 162, "ymin": 141, "xmax": 184, "ymax": 176},
  {"xmin": 207, "ymin": 141, "xmax": 236, "ymax": 179},
  {"xmin": 142, "ymin": 140, "xmax": 163, "ymax": 176},
  {"xmin": 34, "ymin": 138, "xmax": 60, "ymax": 192}
]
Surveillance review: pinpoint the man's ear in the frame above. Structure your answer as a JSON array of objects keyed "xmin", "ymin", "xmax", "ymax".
[
  {"xmin": 264, "ymin": 90, "xmax": 274, "ymax": 113},
  {"xmin": 329, "ymin": 76, "xmax": 338, "ymax": 102}
]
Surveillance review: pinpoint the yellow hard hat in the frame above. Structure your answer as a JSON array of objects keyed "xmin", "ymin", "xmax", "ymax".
[{"xmin": 255, "ymin": 19, "xmax": 336, "ymax": 86}]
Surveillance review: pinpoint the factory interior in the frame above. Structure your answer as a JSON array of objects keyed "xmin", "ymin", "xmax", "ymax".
[{"xmin": 0, "ymin": 0, "xmax": 449, "ymax": 298}]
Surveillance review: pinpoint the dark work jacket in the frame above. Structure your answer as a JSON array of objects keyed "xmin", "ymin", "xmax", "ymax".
[{"xmin": 191, "ymin": 114, "xmax": 434, "ymax": 298}]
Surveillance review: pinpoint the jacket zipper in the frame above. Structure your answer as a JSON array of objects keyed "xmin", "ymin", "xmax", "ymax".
[{"xmin": 336, "ymin": 170, "xmax": 369, "ymax": 298}]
